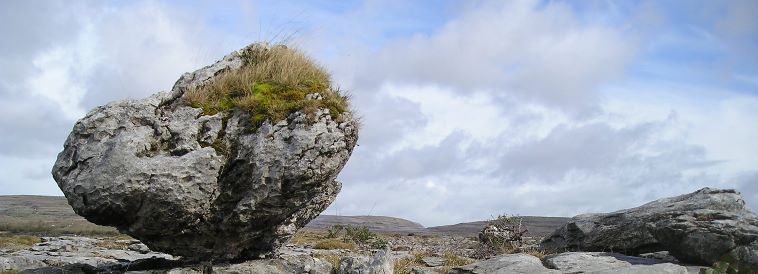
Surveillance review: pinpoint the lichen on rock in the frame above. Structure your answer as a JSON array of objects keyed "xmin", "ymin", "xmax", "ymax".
[{"xmin": 51, "ymin": 43, "xmax": 359, "ymax": 261}]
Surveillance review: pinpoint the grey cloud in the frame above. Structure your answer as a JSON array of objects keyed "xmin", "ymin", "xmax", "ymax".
[
  {"xmin": 494, "ymin": 122, "xmax": 652, "ymax": 182},
  {"xmin": 350, "ymin": 92, "xmax": 427, "ymax": 149},
  {"xmin": 735, "ymin": 172, "xmax": 758, "ymax": 211},
  {"xmin": 340, "ymin": 131, "xmax": 467, "ymax": 184},
  {"xmin": 0, "ymin": 93, "xmax": 72, "ymax": 157},
  {"xmin": 346, "ymin": 1, "xmax": 635, "ymax": 109},
  {"xmin": 334, "ymin": 107, "xmax": 731, "ymax": 225},
  {"xmin": 0, "ymin": 1, "xmax": 231, "ymax": 194},
  {"xmin": 0, "ymin": 1, "xmax": 92, "ymax": 157}
]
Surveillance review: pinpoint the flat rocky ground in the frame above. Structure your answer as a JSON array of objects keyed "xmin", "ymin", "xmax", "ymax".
[{"xmin": 1, "ymin": 196, "xmax": 710, "ymax": 274}]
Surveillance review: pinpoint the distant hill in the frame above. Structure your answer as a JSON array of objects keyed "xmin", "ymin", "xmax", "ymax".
[
  {"xmin": 427, "ymin": 216, "xmax": 570, "ymax": 237},
  {"xmin": 0, "ymin": 195, "xmax": 568, "ymax": 237},
  {"xmin": 0, "ymin": 195, "xmax": 78, "ymax": 218},
  {"xmin": 305, "ymin": 215, "xmax": 426, "ymax": 233}
]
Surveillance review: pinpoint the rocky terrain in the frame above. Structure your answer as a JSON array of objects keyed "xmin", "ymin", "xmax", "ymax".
[
  {"xmin": 542, "ymin": 187, "xmax": 758, "ymax": 270},
  {"xmin": 6, "ymin": 188, "xmax": 754, "ymax": 273}
]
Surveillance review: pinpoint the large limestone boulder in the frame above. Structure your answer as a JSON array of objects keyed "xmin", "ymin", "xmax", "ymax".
[
  {"xmin": 51, "ymin": 44, "xmax": 358, "ymax": 261},
  {"xmin": 540, "ymin": 188, "xmax": 758, "ymax": 267}
]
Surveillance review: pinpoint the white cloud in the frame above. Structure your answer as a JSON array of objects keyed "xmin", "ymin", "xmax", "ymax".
[
  {"xmin": 347, "ymin": 1, "xmax": 636, "ymax": 109},
  {"xmin": 2, "ymin": 0, "xmax": 757, "ymax": 228},
  {"xmin": 0, "ymin": 1, "xmax": 234, "ymax": 194},
  {"xmin": 26, "ymin": 24, "xmax": 98, "ymax": 120}
]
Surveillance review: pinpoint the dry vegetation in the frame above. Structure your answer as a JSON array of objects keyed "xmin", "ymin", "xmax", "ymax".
[
  {"xmin": 313, "ymin": 238, "xmax": 356, "ymax": 250},
  {"xmin": 184, "ymin": 44, "xmax": 349, "ymax": 127},
  {"xmin": 0, "ymin": 235, "xmax": 40, "ymax": 251},
  {"xmin": 313, "ymin": 253, "xmax": 342, "ymax": 272},
  {"xmin": 438, "ymin": 250, "xmax": 475, "ymax": 273},
  {"xmin": 0, "ymin": 196, "xmax": 123, "ymax": 237},
  {"xmin": 0, "ymin": 218, "xmax": 120, "ymax": 237}
]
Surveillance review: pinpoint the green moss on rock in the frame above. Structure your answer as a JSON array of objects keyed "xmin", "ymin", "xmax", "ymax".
[{"xmin": 184, "ymin": 44, "xmax": 349, "ymax": 127}]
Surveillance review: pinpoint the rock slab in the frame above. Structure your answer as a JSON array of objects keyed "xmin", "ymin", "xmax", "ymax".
[
  {"xmin": 540, "ymin": 188, "xmax": 758, "ymax": 267},
  {"xmin": 544, "ymin": 252, "xmax": 689, "ymax": 274},
  {"xmin": 51, "ymin": 44, "xmax": 359, "ymax": 260},
  {"xmin": 447, "ymin": 253, "xmax": 560, "ymax": 274}
]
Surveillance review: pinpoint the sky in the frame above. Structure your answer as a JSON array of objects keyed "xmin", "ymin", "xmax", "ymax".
[{"xmin": 1, "ymin": 0, "xmax": 757, "ymax": 227}]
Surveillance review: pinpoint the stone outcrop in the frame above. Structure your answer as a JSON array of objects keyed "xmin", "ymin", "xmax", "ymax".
[
  {"xmin": 447, "ymin": 253, "xmax": 560, "ymax": 274},
  {"xmin": 447, "ymin": 253, "xmax": 692, "ymax": 274},
  {"xmin": 51, "ymin": 44, "xmax": 358, "ymax": 260},
  {"xmin": 6, "ymin": 237, "xmax": 333, "ymax": 274},
  {"xmin": 338, "ymin": 247, "xmax": 393, "ymax": 274},
  {"xmin": 540, "ymin": 188, "xmax": 758, "ymax": 267},
  {"xmin": 544, "ymin": 252, "xmax": 688, "ymax": 274},
  {"xmin": 0, "ymin": 237, "xmax": 176, "ymax": 273}
]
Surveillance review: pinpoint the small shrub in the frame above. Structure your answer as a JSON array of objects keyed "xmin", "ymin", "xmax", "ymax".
[
  {"xmin": 326, "ymin": 224, "xmax": 344, "ymax": 239},
  {"xmin": 314, "ymin": 239, "xmax": 356, "ymax": 250},
  {"xmin": 369, "ymin": 237, "xmax": 389, "ymax": 249},
  {"xmin": 474, "ymin": 214, "xmax": 528, "ymax": 258},
  {"xmin": 344, "ymin": 225, "xmax": 374, "ymax": 245},
  {"xmin": 324, "ymin": 224, "xmax": 387, "ymax": 249}
]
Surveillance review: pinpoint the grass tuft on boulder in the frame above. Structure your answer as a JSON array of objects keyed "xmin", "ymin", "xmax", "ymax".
[{"xmin": 184, "ymin": 43, "xmax": 349, "ymax": 127}]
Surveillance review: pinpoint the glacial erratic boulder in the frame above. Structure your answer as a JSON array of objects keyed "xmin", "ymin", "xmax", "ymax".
[
  {"xmin": 540, "ymin": 188, "xmax": 758, "ymax": 267},
  {"xmin": 52, "ymin": 44, "xmax": 358, "ymax": 261}
]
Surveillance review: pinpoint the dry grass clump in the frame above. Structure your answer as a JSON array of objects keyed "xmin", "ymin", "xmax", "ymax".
[
  {"xmin": 393, "ymin": 251, "xmax": 432, "ymax": 274},
  {"xmin": 442, "ymin": 251, "xmax": 473, "ymax": 267},
  {"xmin": 314, "ymin": 253, "xmax": 342, "ymax": 272},
  {"xmin": 523, "ymin": 247, "xmax": 549, "ymax": 260},
  {"xmin": 314, "ymin": 238, "xmax": 357, "ymax": 250},
  {"xmin": 184, "ymin": 44, "xmax": 349, "ymax": 127},
  {"xmin": 288, "ymin": 230, "xmax": 325, "ymax": 246},
  {"xmin": 393, "ymin": 256, "xmax": 417, "ymax": 274},
  {"xmin": 0, "ymin": 235, "xmax": 40, "ymax": 250}
]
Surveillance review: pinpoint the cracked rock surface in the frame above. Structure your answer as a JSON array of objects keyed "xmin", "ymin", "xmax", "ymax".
[
  {"xmin": 51, "ymin": 44, "xmax": 359, "ymax": 261},
  {"xmin": 540, "ymin": 187, "xmax": 758, "ymax": 267}
]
